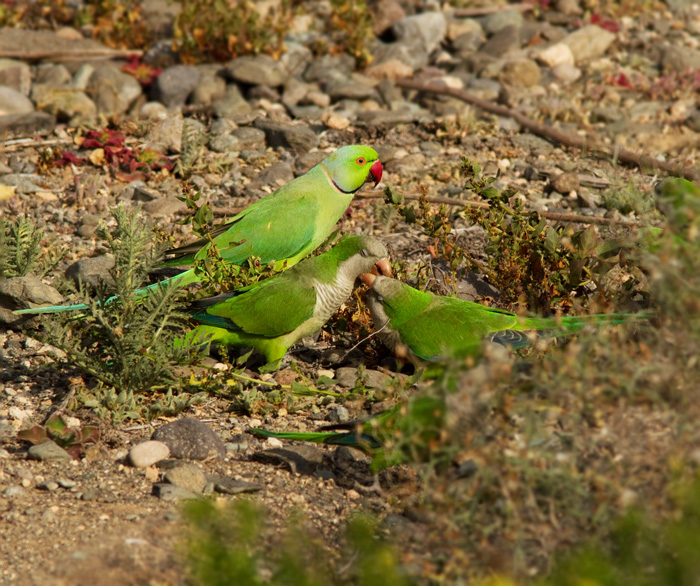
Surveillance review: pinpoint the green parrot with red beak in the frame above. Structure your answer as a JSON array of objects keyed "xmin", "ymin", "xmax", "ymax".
[{"xmin": 15, "ymin": 145, "xmax": 383, "ymax": 315}]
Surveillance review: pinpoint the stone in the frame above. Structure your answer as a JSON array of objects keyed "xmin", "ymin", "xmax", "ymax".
[
  {"xmin": 304, "ymin": 54, "xmax": 355, "ymax": 84},
  {"xmin": 551, "ymin": 63, "xmax": 581, "ymax": 83},
  {"xmin": 661, "ymin": 45, "xmax": 700, "ymax": 73},
  {"xmin": 28, "ymin": 440, "xmax": 72, "ymax": 462},
  {"xmin": 164, "ymin": 463, "xmax": 208, "ymax": 493},
  {"xmin": 153, "ymin": 483, "xmax": 200, "ymax": 501},
  {"xmin": 561, "ymin": 24, "xmax": 616, "ymax": 64},
  {"xmin": 335, "ymin": 367, "xmax": 392, "ymax": 389},
  {"xmin": 254, "ymin": 118, "xmax": 318, "ymax": 152},
  {"xmin": 251, "ymin": 445, "xmax": 325, "ymax": 475},
  {"xmin": 325, "ymin": 73, "xmax": 377, "ymax": 101},
  {"xmin": 550, "ymin": 172, "xmax": 580, "ymax": 194},
  {"xmin": 0, "ymin": 86, "xmax": 34, "ymax": 116},
  {"xmin": 0, "ymin": 173, "xmax": 46, "ymax": 194},
  {"xmin": 212, "ymin": 84, "xmax": 252, "ymax": 118},
  {"xmin": 0, "ymin": 59, "xmax": 32, "ymax": 95},
  {"xmin": 498, "ymin": 59, "xmax": 541, "ymax": 87},
  {"xmin": 65, "ymin": 255, "xmax": 116, "ymax": 290},
  {"xmin": 208, "ymin": 134, "xmax": 241, "ymax": 153},
  {"xmin": 247, "ymin": 161, "xmax": 294, "ymax": 193},
  {"xmin": 33, "ymin": 87, "xmax": 96, "ymax": 124},
  {"xmin": 226, "ymin": 54, "xmax": 287, "ymax": 87},
  {"xmin": 151, "ymin": 64, "xmax": 200, "ymax": 107},
  {"xmin": 556, "ymin": 0, "xmax": 583, "ymax": 15},
  {"xmin": 139, "ymin": 101, "xmax": 169, "ymax": 120},
  {"xmin": 480, "ymin": 25, "xmax": 521, "ymax": 57},
  {"xmin": 146, "ymin": 113, "xmax": 184, "ymax": 154},
  {"xmin": 536, "ymin": 43, "xmax": 575, "ymax": 67},
  {"xmin": 452, "ymin": 30, "xmax": 486, "ymax": 56},
  {"xmin": 142, "ymin": 196, "xmax": 187, "ymax": 218},
  {"xmin": 87, "ymin": 64, "xmax": 142, "ymax": 118},
  {"xmin": 512, "ymin": 133, "xmax": 554, "ymax": 156},
  {"xmin": 483, "ymin": 9, "xmax": 525, "ymax": 35},
  {"xmin": 0, "ymin": 111, "xmax": 55, "ymax": 135},
  {"xmin": 209, "ymin": 475, "xmax": 263, "ymax": 495},
  {"xmin": 392, "ymin": 11, "xmax": 447, "ymax": 55},
  {"xmin": 129, "ymin": 440, "xmax": 170, "ymax": 468},
  {"xmin": 365, "ymin": 59, "xmax": 414, "ymax": 81},
  {"xmin": 152, "ymin": 417, "xmax": 226, "ymax": 460},
  {"xmin": 231, "ymin": 126, "xmax": 266, "ymax": 150},
  {"xmin": 372, "ymin": 0, "xmax": 406, "ymax": 36},
  {"xmin": 4, "ymin": 485, "xmax": 26, "ymax": 498},
  {"xmin": 191, "ymin": 65, "xmax": 227, "ymax": 106},
  {"xmin": 0, "ymin": 276, "xmax": 63, "ymax": 326}
]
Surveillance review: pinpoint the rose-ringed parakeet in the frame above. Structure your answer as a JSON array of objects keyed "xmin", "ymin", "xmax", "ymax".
[
  {"xmin": 15, "ymin": 145, "xmax": 382, "ymax": 316},
  {"xmin": 179, "ymin": 235, "xmax": 392, "ymax": 370},
  {"xmin": 362, "ymin": 274, "xmax": 639, "ymax": 366}
]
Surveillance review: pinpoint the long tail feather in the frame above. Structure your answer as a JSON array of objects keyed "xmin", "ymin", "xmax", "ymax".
[
  {"xmin": 249, "ymin": 428, "xmax": 380, "ymax": 450},
  {"xmin": 13, "ymin": 269, "xmax": 199, "ymax": 316}
]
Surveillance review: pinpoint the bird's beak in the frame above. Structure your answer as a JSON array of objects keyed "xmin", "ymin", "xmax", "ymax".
[
  {"xmin": 360, "ymin": 272, "xmax": 376, "ymax": 287},
  {"xmin": 369, "ymin": 160, "xmax": 383, "ymax": 187},
  {"xmin": 375, "ymin": 258, "xmax": 392, "ymax": 277}
]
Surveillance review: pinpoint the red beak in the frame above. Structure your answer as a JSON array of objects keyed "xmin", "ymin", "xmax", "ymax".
[
  {"xmin": 369, "ymin": 160, "xmax": 383, "ymax": 187},
  {"xmin": 361, "ymin": 272, "xmax": 376, "ymax": 287}
]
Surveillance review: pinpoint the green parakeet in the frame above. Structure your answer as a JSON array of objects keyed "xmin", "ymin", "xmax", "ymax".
[
  {"xmin": 362, "ymin": 274, "xmax": 637, "ymax": 366},
  {"xmin": 180, "ymin": 235, "xmax": 392, "ymax": 370},
  {"xmin": 250, "ymin": 392, "xmax": 446, "ymax": 471},
  {"xmin": 15, "ymin": 145, "xmax": 382, "ymax": 316}
]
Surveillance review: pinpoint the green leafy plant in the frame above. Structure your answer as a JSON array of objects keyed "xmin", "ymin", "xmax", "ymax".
[
  {"xmin": 17, "ymin": 413, "xmax": 100, "ymax": 459},
  {"xmin": 174, "ymin": 0, "xmax": 292, "ymax": 63},
  {"xmin": 0, "ymin": 215, "xmax": 64, "ymax": 278},
  {"xmin": 328, "ymin": 0, "xmax": 374, "ymax": 68},
  {"xmin": 182, "ymin": 499, "xmax": 408, "ymax": 586},
  {"xmin": 37, "ymin": 204, "xmax": 201, "ymax": 397}
]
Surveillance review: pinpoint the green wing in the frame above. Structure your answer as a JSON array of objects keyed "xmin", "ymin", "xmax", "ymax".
[
  {"xmin": 164, "ymin": 169, "xmax": 334, "ymax": 268},
  {"xmin": 206, "ymin": 274, "xmax": 317, "ymax": 337},
  {"xmin": 396, "ymin": 298, "xmax": 519, "ymax": 360}
]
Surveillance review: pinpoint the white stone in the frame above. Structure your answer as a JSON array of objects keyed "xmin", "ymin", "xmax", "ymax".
[
  {"xmin": 536, "ymin": 43, "xmax": 575, "ymax": 67},
  {"xmin": 128, "ymin": 440, "xmax": 170, "ymax": 468}
]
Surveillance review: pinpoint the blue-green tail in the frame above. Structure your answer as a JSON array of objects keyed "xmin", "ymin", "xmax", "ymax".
[
  {"xmin": 249, "ymin": 428, "xmax": 380, "ymax": 450},
  {"xmin": 492, "ymin": 311, "xmax": 650, "ymax": 349},
  {"xmin": 13, "ymin": 269, "xmax": 198, "ymax": 316}
]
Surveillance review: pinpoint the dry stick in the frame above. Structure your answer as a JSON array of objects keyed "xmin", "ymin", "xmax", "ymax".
[
  {"xmin": 395, "ymin": 78, "xmax": 700, "ymax": 183},
  {"xmin": 356, "ymin": 191, "xmax": 642, "ymax": 226}
]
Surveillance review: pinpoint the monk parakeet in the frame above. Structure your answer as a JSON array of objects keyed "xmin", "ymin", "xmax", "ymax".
[
  {"xmin": 15, "ymin": 145, "xmax": 382, "ymax": 316},
  {"xmin": 362, "ymin": 274, "xmax": 636, "ymax": 366},
  {"xmin": 250, "ymin": 392, "xmax": 446, "ymax": 471},
  {"xmin": 180, "ymin": 235, "xmax": 392, "ymax": 370},
  {"xmin": 654, "ymin": 177, "xmax": 700, "ymax": 239}
]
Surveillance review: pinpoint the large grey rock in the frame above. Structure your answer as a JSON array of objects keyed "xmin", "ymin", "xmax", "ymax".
[
  {"xmin": 0, "ymin": 59, "xmax": 31, "ymax": 95},
  {"xmin": 28, "ymin": 441, "xmax": 72, "ymax": 462},
  {"xmin": 0, "ymin": 111, "xmax": 55, "ymax": 135},
  {"xmin": 191, "ymin": 64, "xmax": 227, "ymax": 107},
  {"xmin": 392, "ymin": 11, "xmax": 447, "ymax": 55},
  {"xmin": 254, "ymin": 118, "xmax": 318, "ymax": 152},
  {"xmin": 246, "ymin": 161, "xmax": 294, "ymax": 194},
  {"xmin": 480, "ymin": 25, "xmax": 521, "ymax": 57},
  {"xmin": 661, "ymin": 45, "xmax": 700, "ymax": 73},
  {"xmin": 0, "ymin": 276, "xmax": 62, "ymax": 326},
  {"xmin": 335, "ymin": 367, "xmax": 393, "ymax": 389},
  {"xmin": 498, "ymin": 59, "xmax": 541, "ymax": 87},
  {"xmin": 226, "ymin": 54, "xmax": 287, "ymax": 87},
  {"xmin": 304, "ymin": 54, "xmax": 355, "ymax": 83},
  {"xmin": 32, "ymin": 86, "xmax": 96, "ymax": 124},
  {"xmin": 87, "ymin": 64, "xmax": 142, "ymax": 118},
  {"xmin": 562, "ymin": 24, "xmax": 615, "ymax": 64},
  {"xmin": 151, "ymin": 64, "xmax": 200, "ymax": 107},
  {"xmin": 152, "ymin": 417, "xmax": 226, "ymax": 460},
  {"xmin": 482, "ymin": 8, "xmax": 525, "ymax": 35},
  {"xmin": 212, "ymin": 84, "xmax": 252, "ymax": 118},
  {"xmin": 65, "ymin": 255, "xmax": 116, "ymax": 290},
  {"xmin": 0, "ymin": 87, "xmax": 34, "ymax": 116},
  {"xmin": 164, "ymin": 463, "xmax": 208, "ymax": 493}
]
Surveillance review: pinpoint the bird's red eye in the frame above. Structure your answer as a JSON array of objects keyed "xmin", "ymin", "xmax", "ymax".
[{"xmin": 356, "ymin": 157, "xmax": 366, "ymax": 165}]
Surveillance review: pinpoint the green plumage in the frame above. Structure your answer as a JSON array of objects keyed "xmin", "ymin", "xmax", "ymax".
[
  {"xmin": 180, "ymin": 235, "xmax": 389, "ymax": 369},
  {"xmin": 14, "ymin": 145, "xmax": 382, "ymax": 316},
  {"xmin": 366, "ymin": 276, "xmax": 638, "ymax": 365}
]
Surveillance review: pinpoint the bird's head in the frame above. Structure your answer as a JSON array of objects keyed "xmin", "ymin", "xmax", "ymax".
[{"xmin": 320, "ymin": 145, "xmax": 382, "ymax": 194}]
